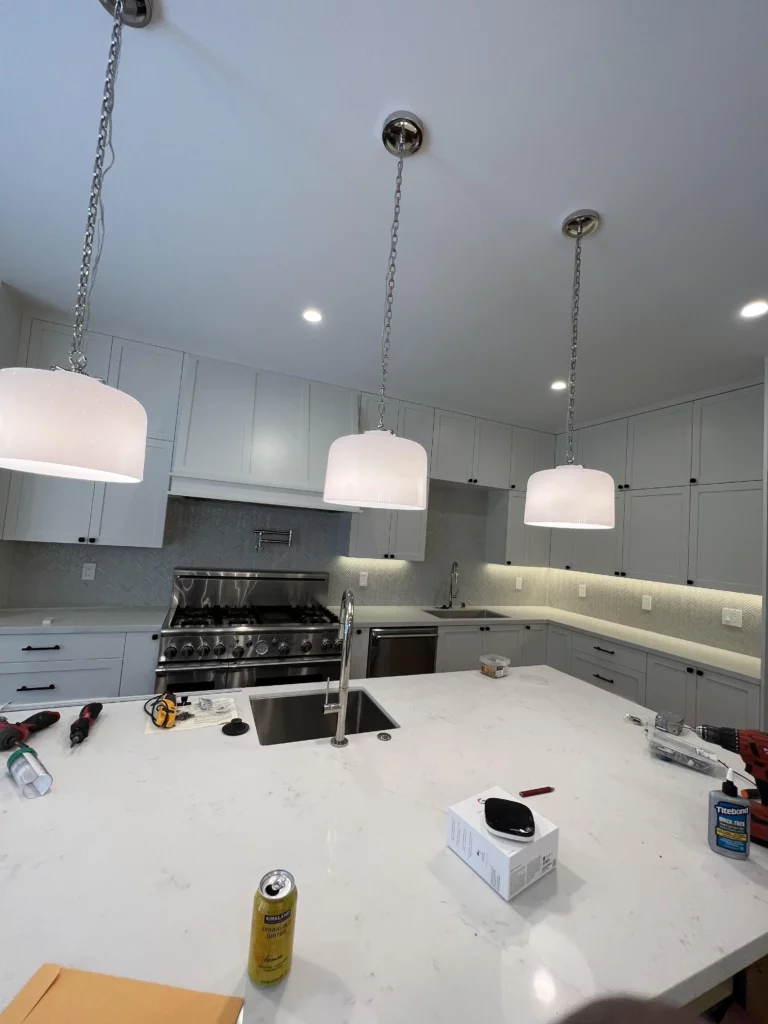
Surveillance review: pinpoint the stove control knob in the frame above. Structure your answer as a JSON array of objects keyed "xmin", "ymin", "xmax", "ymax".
[
  {"xmin": 197, "ymin": 643, "xmax": 211, "ymax": 658},
  {"xmin": 163, "ymin": 644, "xmax": 177, "ymax": 659},
  {"xmin": 334, "ymin": 638, "xmax": 343, "ymax": 650},
  {"xmin": 278, "ymin": 642, "xmax": 290, "ymax": 656},
  {"xmin": 254, "ymin": 640, "xmax": 269, "ymax": 656},
  {"xmin": 232, "ymin": 645, "xmax": 245, "ymax": 659},
  {"xmin": 300, "ymin": 639, "xmax": 312, "ymax": 653},
  {"xmin": 321, "ymin": 638, "xmax": 332, "ymax": 651},
  {"xmin": 181, "ymin": 644, "xmax": 195, "ymax": 658},
  {"xmin": 213, "ymin": 643, "xmax": 226, "ymax": 657}
]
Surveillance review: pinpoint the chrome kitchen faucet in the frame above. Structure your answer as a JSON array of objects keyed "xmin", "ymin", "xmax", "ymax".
[
  {"xmin": 324, "ymin": 589, "xmax": 354, "ymax": 747},
  {"xmin": 448, "ymin": 561, "xmax": 460, "ymax": 609}
]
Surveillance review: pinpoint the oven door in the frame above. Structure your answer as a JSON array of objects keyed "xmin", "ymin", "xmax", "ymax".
[{"xmin": 155, "ymin": 657, "xmax": 341, "ymax": 694}]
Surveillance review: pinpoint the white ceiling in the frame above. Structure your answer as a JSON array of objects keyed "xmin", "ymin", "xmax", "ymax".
[{"xmin": 1, "ymin": 1, "xmax": 767, "ymax": 431}]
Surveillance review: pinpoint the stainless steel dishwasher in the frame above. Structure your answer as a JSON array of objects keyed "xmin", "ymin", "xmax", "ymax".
[{"xmin": 366, "ymin": 627, "xmax": 438, "ymax": 677}]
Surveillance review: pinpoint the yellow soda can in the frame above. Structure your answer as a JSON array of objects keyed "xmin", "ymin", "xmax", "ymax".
[{"xmin": 248, "ymin": 869, "xmax": 297, "ymax": 985}]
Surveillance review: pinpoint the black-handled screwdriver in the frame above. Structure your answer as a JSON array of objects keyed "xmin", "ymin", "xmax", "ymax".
[{"xmin": 70, "ymin": 703, "xmax": 103, "ymax": 747}]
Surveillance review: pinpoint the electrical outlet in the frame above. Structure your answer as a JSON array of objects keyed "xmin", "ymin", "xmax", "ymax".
[
  {"xmin": 359, "ymin": 571, "xmax": 368, "ymax": 587},
  {"xmin": 578, "ymin": 584, "xmax": 587, "ymax": 598},
  {"xmin": 81, "ymin": 562, "xmax": 96, "ymax": 581},
  {"xmin": 722, "ymin": 607, "xmax": 743, "ymax": 628},
  {"xmin": 642, "ymin": 594, "xmax": 652, "ymax": 611},
  {"xmin": 515, "ymin": 577, "xmax": 523, "ymax": 591}
]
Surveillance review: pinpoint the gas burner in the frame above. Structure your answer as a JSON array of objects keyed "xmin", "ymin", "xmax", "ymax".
[{"xmin": 257, "ymin": 605, "xmax": 339, "ymax": 626}]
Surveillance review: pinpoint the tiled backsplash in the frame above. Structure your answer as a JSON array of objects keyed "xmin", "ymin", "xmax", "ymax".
[{"xmin": 1, "ymin": 485, "xmax": 761, "ymax": 657}]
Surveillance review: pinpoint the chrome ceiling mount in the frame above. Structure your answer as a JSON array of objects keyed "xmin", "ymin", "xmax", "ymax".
[
  {"xmin": 98, "ymin": 0, "xmax": 152, "ymax": 27},
  {"xmin": 382, "ymin": 111, "xmax": 424, "ymax": 157},
  {"xmin": 562, "ymin": 209, "xmax": 600, "ymax": 239}
]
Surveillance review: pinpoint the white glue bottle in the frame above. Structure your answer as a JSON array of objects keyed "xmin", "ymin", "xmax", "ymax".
[{"xmin": 708, "ymin": 769, "xmax": 750, "ymax": 859}]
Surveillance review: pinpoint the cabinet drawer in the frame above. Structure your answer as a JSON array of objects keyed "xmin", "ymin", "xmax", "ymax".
[
  {"xmin": 572, "ymin": 631, "xmax": 647, "ymax": 673},
  {"xmin": 570, "ymin": 651, "xmax": 646, "ymax": 704},
  {"xmin": 0, "ymin": 659, "xmax": 123, "ymax": 705},
  {"xmin": 0, "ymin": 632, "xmax": 125, "ymax": 663}
]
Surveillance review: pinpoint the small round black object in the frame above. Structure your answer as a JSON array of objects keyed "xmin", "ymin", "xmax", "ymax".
[
  {"xmin": 222, "ymin": 717, "xmax": 250, "ymax": 736},
  {"xmin": 377, "ymin": 732, "xmax": 392, "ymax": 741}
]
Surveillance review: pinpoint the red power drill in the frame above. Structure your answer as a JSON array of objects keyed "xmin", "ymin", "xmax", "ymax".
[
  {"xmin": 696, "ymin": 725, "xmax": 768, "ymax": 847},
  {"xmin": 0, "ymin": 710, "xmax": 61, "ymax": 752},
  {"xmin": 70, "ymin": 702, "xmax": 103, "ymax": 747}
]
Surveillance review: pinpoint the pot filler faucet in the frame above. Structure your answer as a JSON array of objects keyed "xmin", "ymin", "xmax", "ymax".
[
  {"xmin": 448, "ymin": 561, "xmax": 460, "ymax": 609},
  {"xmin": 324, "ymin": 589, "xmax": 354, "ymax": 747}
]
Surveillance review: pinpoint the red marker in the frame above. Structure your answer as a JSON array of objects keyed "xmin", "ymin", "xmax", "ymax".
[{"xmin": 519, "ymin": 786, "xmax": 554, "ymax": 798}]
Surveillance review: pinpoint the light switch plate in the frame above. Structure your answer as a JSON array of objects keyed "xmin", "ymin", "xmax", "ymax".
[
  {"xmin": 359, "ymin": 571, "xmax": 368, "ymax": 587},
  {"xmin": 515, "ymin": 577, "xmax": 523, "ymax": 591},
  {"xmin": 578, "ymin": 584, "xmax": 587, "ymax": 598},
  {"xmin": 642, "ymin": 594, "xmax": 652, "ymax": 611},
  {"xmin": 81, "ymin": 563, "xmax": 96, "ymax": 581},
  {"xmin": 722, "ymin": 607, "xmax": 743, "ymax": 628}
]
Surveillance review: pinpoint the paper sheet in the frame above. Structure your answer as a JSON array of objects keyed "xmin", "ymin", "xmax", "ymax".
[{"xmin": 144, "ymin": 695, "xmax": 239, "ymax": 734}]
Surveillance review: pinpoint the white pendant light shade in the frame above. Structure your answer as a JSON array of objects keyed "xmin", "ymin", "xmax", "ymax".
[
  {"xmin": 524, "ymin": 464, "xmax": 614, "ymax": 529},
  {"xmin": 324, "ymin": 429, "xmax": 428, "ymax": 509},
  {"xmin": 0, "ymin": 367, "xmax": 147, "ymax": 482}
]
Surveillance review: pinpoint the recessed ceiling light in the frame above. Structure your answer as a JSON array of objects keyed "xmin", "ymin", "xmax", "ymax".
[
  {"xmin": 302, "ymin": 308, "xmax": 323, "ymax": 323},
  {"xmin": 739, "ymin": 300, "xmax": 768, "ymax": 319},
  {"xmin": 550, "ymin": 380, "xmax": 567, "ymax": 391}
]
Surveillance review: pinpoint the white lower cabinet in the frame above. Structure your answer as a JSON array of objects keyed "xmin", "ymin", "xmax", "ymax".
[
  {"xmin": 521, "ymin": 624, "xmax": 547, "ymax": 666},
  {"xmin": 0, "ymin": 658, "xmax": 123, "ymax": 705},
  {"xmin": 570, "ymin": 650, "xmax": 646, "ymax": 704},
  {"xmin": 436, "ymin": 624, "xmax": 523, "ymax": 673},
  {"xmin": 486, "ymin": 492, "xmax": 550, "ymax": 567},
  {"xmin": 695, "ymin": 668, "xmax": 760, "ymax": 730},
  {"xmin": 622, "ymin": 486, "xmax": 690, "ymax": 584},
  {"xmin": 645, "ymin": 655, "xmax": 697, "ymax": 724},
  {"xmin": 546, "ymin": 625, "xmax": 572, "ymax": 674},
  {"xmin": 120, "ymin": 631, "xmax": 161, "ymax": 696}
]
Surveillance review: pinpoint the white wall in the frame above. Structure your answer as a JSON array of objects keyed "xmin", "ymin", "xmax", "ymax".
[{"xmin": 0, "ymin": 284, "xmax": 23, "ymax": 605}]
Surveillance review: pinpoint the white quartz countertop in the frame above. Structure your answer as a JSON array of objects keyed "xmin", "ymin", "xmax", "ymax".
[
  {"xmin": 0, "ymin": 606, "xmax": 167, "ymax": 633},
  {"xmin": 2, "ymin": 668, "xmax": 767, "ymax": 1022},
  {"xmin": 355, "ymin": 605, "xmax": 762, "ymax": 681}
]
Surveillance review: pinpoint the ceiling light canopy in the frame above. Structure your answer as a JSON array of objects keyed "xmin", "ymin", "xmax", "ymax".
[
  {"xmin": 0, "ymin": 0, "xmax": 148, "ymax": 484},
  {"xmin": 550, "ymin": 380, "xmax": 567, "ymax": 390},
  {"xmin": 302, "ymin": 308, "xmax": 323, "ymax": 323},
  {"xmin": 739, "ymin": 299, "xmax": 768, "ymax": 319},
  {"xmin": 525, "ymin": 211, "xmax": 615, "ymax": 530},
  {"xmin": 324, "ymin": 112, "xmax": 428, "ymax": 510}
]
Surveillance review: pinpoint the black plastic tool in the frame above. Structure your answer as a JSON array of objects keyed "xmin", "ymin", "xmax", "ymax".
[{"xmin": 222, "ymin": 718, "xmax": 249, "ymax": 736}]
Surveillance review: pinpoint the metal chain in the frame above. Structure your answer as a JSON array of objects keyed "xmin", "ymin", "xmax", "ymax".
[
  {"xmin": 377, "ymin": 134, "xmax": 405, "ymax": 430},
  {"xmin": 70, "ymin": 0, "xmax": 124, "ymax": 372},
  {"xmin": 565, "ymin": 221, "xmax": 584, "ymax": 464}
]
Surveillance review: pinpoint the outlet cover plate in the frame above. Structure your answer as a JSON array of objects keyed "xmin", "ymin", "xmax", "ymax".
[
  {"xmin": 359, "ymin": 571, "xmax": 368, "ymax": 587},
  {"xmin": 81, "ymin": 563, "xmax": 96, "ymax": 581},
  {"xmin": 642, "ymin": 594, "xmax": 652, "ymax": 611},
  {"xmin": 578, "ymin": 584, "xmax": 587, "ymax": 598},
  {"xmin": 515, "ymin": 577, "xmax": 523, "ymax": 591},
  {"xmin": 722, "ymin": 607, "xmax": 743, "ymax": 628}
]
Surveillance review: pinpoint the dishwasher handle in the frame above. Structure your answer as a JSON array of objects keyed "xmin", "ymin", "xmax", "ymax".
[{"xmin": 370, "ymin": 628, "xmax": 439, "ymax": 643}]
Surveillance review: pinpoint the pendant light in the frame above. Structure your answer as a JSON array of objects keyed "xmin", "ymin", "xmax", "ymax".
[
  {"xmin": 323, "ymin": 113, "xmax": 428, "ymax": 510},
  {"xmin": 524, "ymin": 211, "xmax": 614, "ymax": 529},
  {"xmin": 0, "ymin": 0, "xmax": 149, "ymax": 483}
]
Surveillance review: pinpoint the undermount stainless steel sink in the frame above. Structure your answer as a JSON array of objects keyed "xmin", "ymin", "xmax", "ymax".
[
  {"xmin": 250, "ymin": 689, "xmax": 398, "ymax": 746},
  {"xmin": 423, "ymin": 608, "xmax": 509, "ymax": 619}
]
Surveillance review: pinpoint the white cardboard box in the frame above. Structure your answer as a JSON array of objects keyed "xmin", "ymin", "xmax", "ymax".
[{"xmin": 446, "ymin": 785, "xmax": 558, "ymax": 900}]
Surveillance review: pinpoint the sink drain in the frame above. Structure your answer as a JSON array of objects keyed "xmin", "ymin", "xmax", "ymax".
[{"xmin": 377, "ymin": 732, "xmax": 392, "ymax": 741}]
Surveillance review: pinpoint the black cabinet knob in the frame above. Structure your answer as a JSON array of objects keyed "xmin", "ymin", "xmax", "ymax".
[
  {"xmin": 78, "ymin": 537, "xmax": 85, "ymax": 543},
  {"xmin": 690, "ymin": 478, "xmax": 697, "ymax": 484},
  {"xmin": 506, "ymin": 560, "xmax": 511, "ymax": 565},
  {"xmin": 696, "ymin": 669, "xmax": 704, "ymax": 676},
  {"xmin": 565, "ymin": 565, "xmax": 571, "ymax": 570},
  {"xmin": 525, "ymin": 624, "xmax": 531, "ymax": 630},
  {"xmin": 618, "ymin": 484, "xmax": 624, "ymax": 490},
  {"xmin": 510, "ymin": 484, "xmax": 516, "ymax": 489},
  {"xmin": 624, "ymin": 484, "xmax": 630, "ymax": 490},
  {"xmin": 687, "ymin": 580, "xmax": 694, "ymax": 586},
  {"xmin": 614, "ymin": 571, "xmax": 620, "ymax": 576},
  {"xmin": 152, "ymin": 634, "xmax": 158, "ymax": 640},
  {"xmin": 686, "ymin": 666, "xmax": 694, "ymax": 673},
  {"xmin": 88, "ymin": 537, "xmax": 96, "ymax": 543},
  {"xmin": 620, "ymin": 572, "xmax": 627, "ymax": 577}
]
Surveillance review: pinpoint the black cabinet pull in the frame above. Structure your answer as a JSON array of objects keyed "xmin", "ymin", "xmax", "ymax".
[
  {"xmin": 686, "ymin": 666, "xmax": 694, "ymax": 673},
  {"xmin": 17, "ymin": 683, "xmax": 56, "ymax": 692},
  {"xmin": 593, "ymin": 673, "xmax": 614, "ymax": 685},
  {"xmin": 618, "ymin": 484, "xmax": 624, "ymax": 490},
  {"xmin": 696, "ymin": 669, "xmax": 704, "ymax": 676},
  {"xmin": 594, "ymin": 645, "xmax": 614, "ymax": 655},
  {"xmin": 614, "ymin": 571, "xmax": 620, "ymax": 576},
  {"xmin": 690, "ymin": 478, "xmax": 697, "ymax": 484},
  {"xmin": 356, "ymin": 629, "xmax": 362, "ymax": 635},
  {"xmin": 78, "ymin": 537, "xmax": 86, "ymax": 543},
  {"xmin": 510, "ymin": 484, "xmax": 516, "ymax": 489},
  {"xmin": 687, "ymin": 580, "xmax": 694, "ymax": 586},
  {"xmin": 525, "ymin": 624, "xmax": 531, "ymax": 630},
  {"xmin": 506, "ymin": 560, "xmax": 511, "ymax": 565},
  {"xmin": 467, "ymin": 478, "xmax": 472, "ymax": 483},
  {"xmin": 624, "ymin": 484, "xmax": 630, "ymax": 489},
  {"xmin": 620, "ymin": 572, "xmax": 627, "ymax": 577},
  {"xmin": 152, "ymin": 634, "xmax": 159, "ymax": 640},
  {"xmin": 22, "ymin": 644, "xmax": 61, "ymax": 652},
  {"xmin": 564, "ymin": 565, "xmax": 571, "ymax": 570},
  {"xmin": 89, "ymin": 537, "xmax": 96, "ymax": 543}
]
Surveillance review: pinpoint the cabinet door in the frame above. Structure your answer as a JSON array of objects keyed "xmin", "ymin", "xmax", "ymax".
[
  {"xmin": 570, "ymin": 651, "xmax": 645, "ymax": 704},
  {"xmin": 348, "ymin": 508, "xmax": 393, "ymax": 559},
  {"xmin": 546, "ymin": 626, "xmax": 572, "ymax": 674},
  {"xmin": 88, "ymin": 440, "xmax": 172, "ymax": 548},
  {"xmin": 691, "ymin": 386, "xmax": 764, "ymax": 484},
  {"xmin": 645, "ymin": 655, "xmax": 697, "ymax": 724},
  {"xmin": 622, "ymin": 486, "xmax": 690, "ymax": 584},
  {"xmin": 398, "ymin": 401, "xmax": 435, "ymax": 462},
  {"xmin": 511, "ymin": 427, "xmax": 537, "ymax": 489},
  {"xmin": 173, "ymin": 355, "xmax": 256, "ymax": 480},
  {"xmin": 534, "ymin": 432, "xmax": 556, "ymax": 474},
  {"xmin": 504, "ymin": 492, "xmax": 550, "ymax": 567},
  {"xmin": 26, "ymin": 319, "xmax": 111, "ymax": 379},
  {"xmin": 483, "ymin": 625, "xmax": 523, "ymax": 666},
  {"xmin": 696, "ymin": 670, "xmax": 760, "ymax": 730},
  {"xmin": 473, "ymin": 419, "xmax": 512, "ymax": 489},
  {"xmin": 432, "ymin": 411, "xmax": 476, "ymax": 483},
  {"xmin": 307, "ymin": 382, "xmax": 359, "ymax": 492},
  {"xmin": 0, "ymin": 658, "xmax": 122, "ymax": 705},
  {"xmin": 389, "ymin": 401, "xmax": 434, "ymax": 560},
  {"xmin": 627, "ymin": 404, "xmax": 693, "ymax": 488},
  {"xmin": 549, "ymin": 528, "xmax": 575, "ymax": 570},
  {"xmin": 522, "ymin": 624, "xmax": 547, "ymax": 666},
  {"xmin": 248, "ymin": 372, "xmax": 309, "ymax": 487},
  {"xmin": 120, "ymin": 631, "xmax": 161, "ymax": 696},
  {"xmin": 107, "ymin": 337, "xmax": 183, "ymax": 442},
  {"xmin": 572, "ymin": 494, "xmax": 624, "ymax": 576},
  {"xmin": 3, "ymin": 472, "xmax": 94, "ymax": 543},
  {"xmin": 436, "ymin": 627, "xmax": 484, "ymax": 672},
  {"xmin": 577, "ymin": 419, "xmax": 628, "ymax": 486},
  {"xmin": 688, "ymin": 482, "xmax": 762, "ymax": 594}
]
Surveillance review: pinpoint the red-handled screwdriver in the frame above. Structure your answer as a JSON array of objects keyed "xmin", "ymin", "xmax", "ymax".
[{"xmin": 70, "ymin": 703, "xmax": 103, "ymax": 747}]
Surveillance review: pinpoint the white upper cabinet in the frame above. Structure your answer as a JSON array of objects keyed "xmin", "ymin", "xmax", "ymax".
[
  {"xmin": 549, "ymin": 526, "xmax": 576, "ymax": 570},
  {"xmin": 88, "ymin": 440, "xmax": 173, "ymax": 548},
  {"xmin": 107, "ymin": 337, "xmax": 183, "ymax": 442},
  {"xmin": 398, "ymin": 401, "xmax": 435, "ymax": 464},
  {"xmin": 248, "ymin": 372, "xmax": 309, "ymax": 487},
  {"xmin": 486, "ymin": 491, "xmax": 550, "ymax": 567},
  {"xmin": 4, "ymin": 473, "xmax": 97, "ymax": 544},
  {"xmin": 26, "ymin": 320, "xmax": 112, "ymax": 379},
  {"xmin": 572, "ymin": 494, "xmax": 624, "ymax": 577},
  {"xmin": 510, "ymin": 428, "xmax": 555, "ymax": 490},
  {"xmin": 622, "ymin": 486, "xmax": 690, "ymax": 584},
  {"xmin": 691, "ymin": 386, "xmax": 763, "ymax": 484},
  {"xmin": 432, "ymin": 411, "xmax": 477, "ymax": 483},
  {"xmin": 472, "ymin": 419, "xmax": 512, "ymax": 489},
  {"xmin": 307, "ymin": 382, "xmax": 360, "ymax": 492},
  {"xmin": 688, "ymin": 482, "xmax": 762, "ymax": 594},
  {"xmin": 174, "ymin": 354, "xmax": 256, "ymax": 481},
  {"xmin": 577, "ymin": 419, "xmax": 628, "ymax": 487},
  {"xmin": 349, "ymin": 507, "xmax": 394, "ymax": 559},
  {"xmin": 627, "ymin": 404, "xmax": 693, "ymax": 488}
]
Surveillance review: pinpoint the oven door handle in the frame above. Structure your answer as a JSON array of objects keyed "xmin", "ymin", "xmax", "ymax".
[{"xmin": 155, "ymin": 656, "xmax": 341, "ymax": 674}]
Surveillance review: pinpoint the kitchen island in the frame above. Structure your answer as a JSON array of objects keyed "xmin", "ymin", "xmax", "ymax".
[{"xmin": 1, "ymin": 667, "xmax": 767, "ymax": 1022}]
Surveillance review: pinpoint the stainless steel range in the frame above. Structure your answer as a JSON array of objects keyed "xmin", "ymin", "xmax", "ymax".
[{"xmin": 155, "ymin": 569, "xmax": 342, "ymax": 693}]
